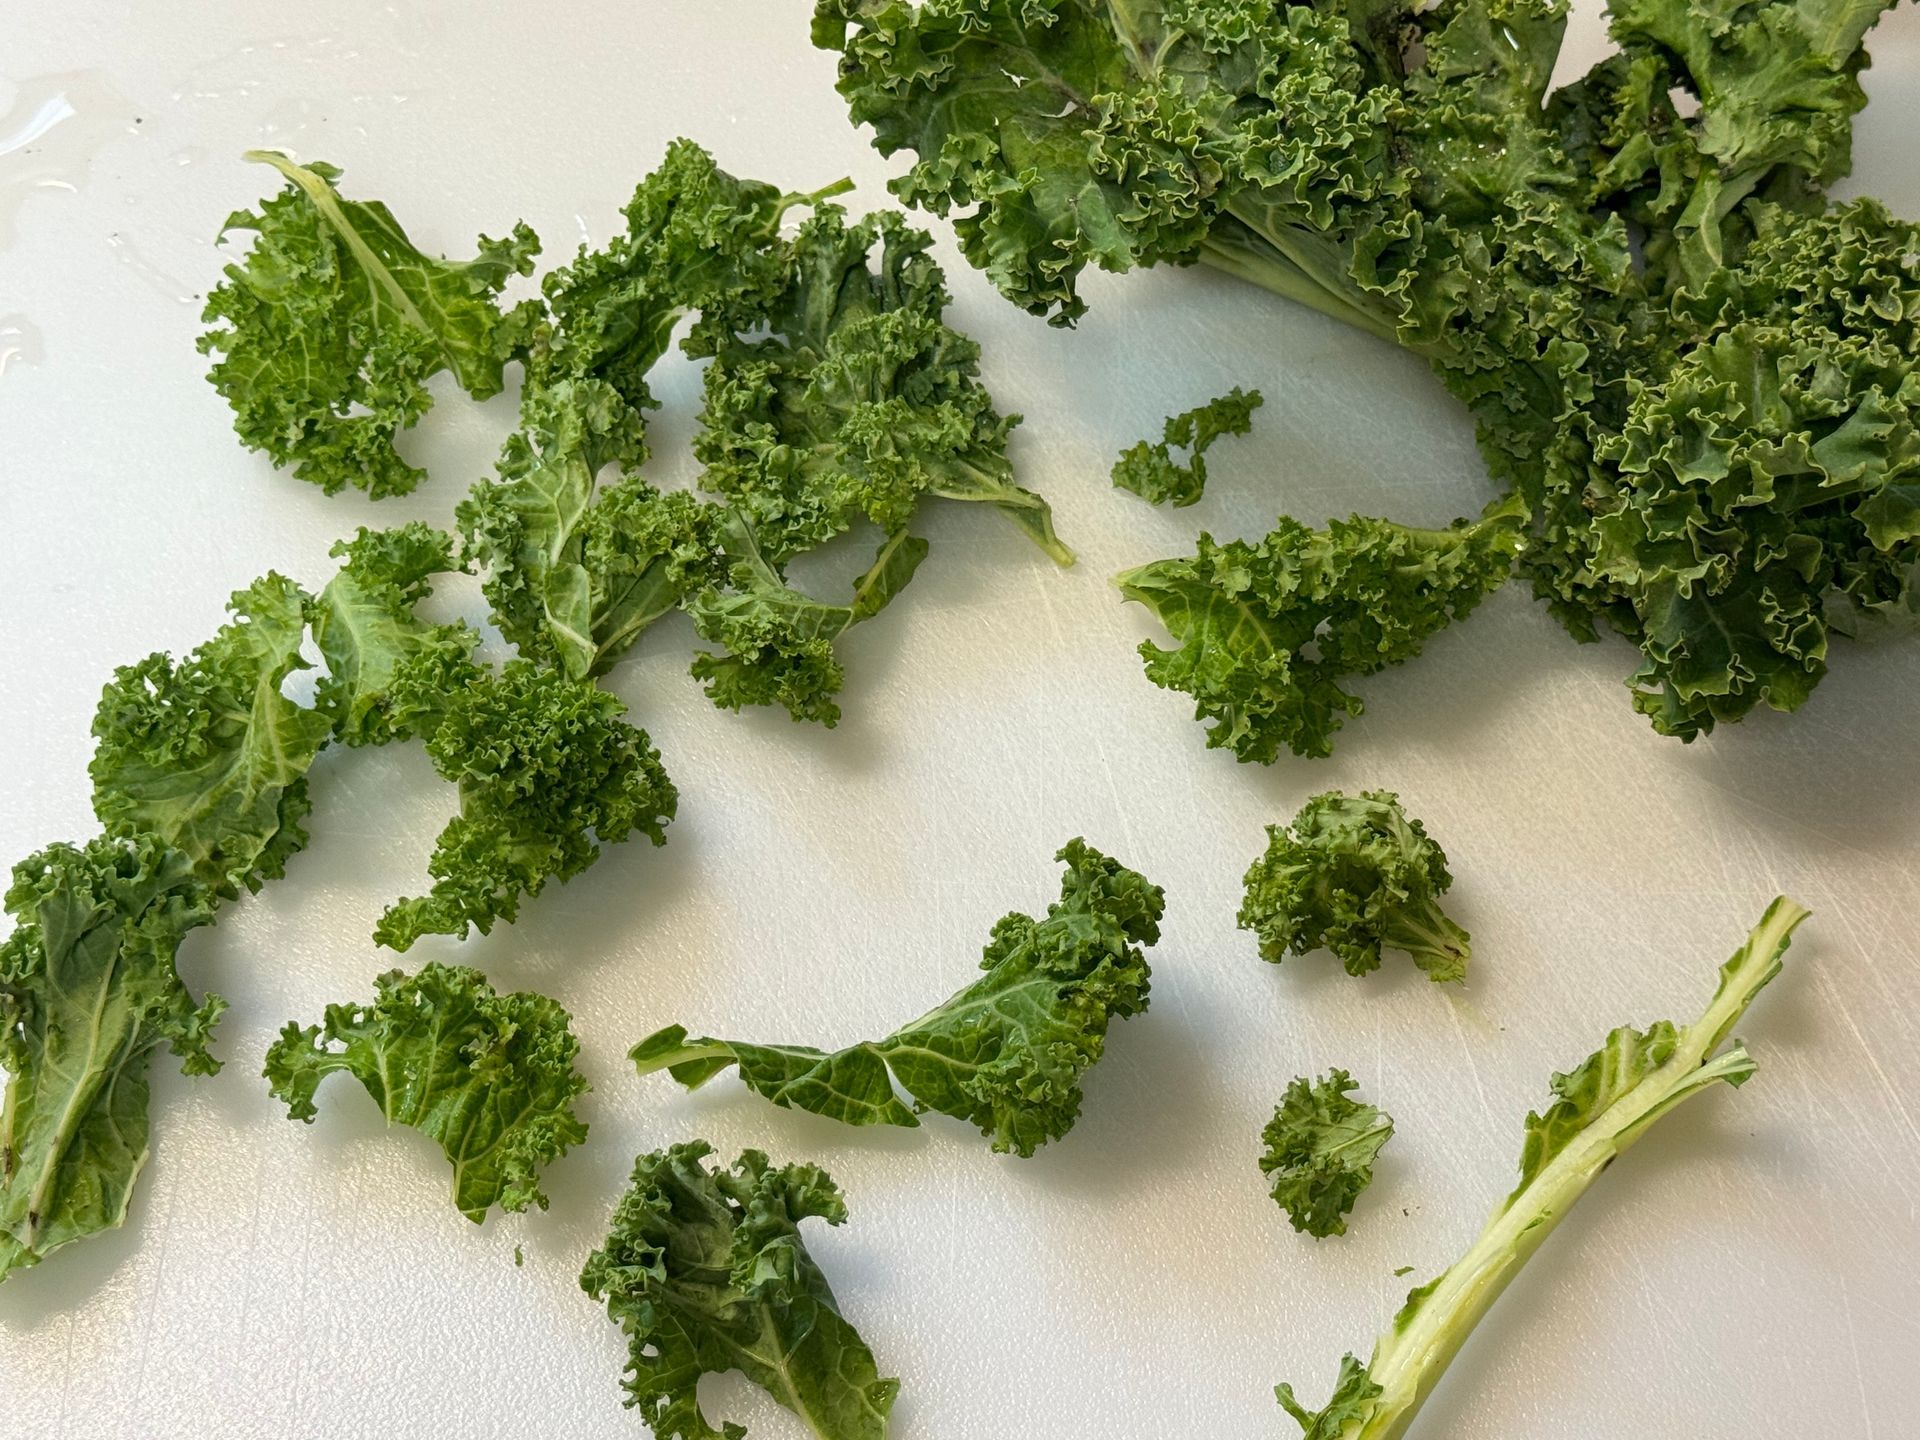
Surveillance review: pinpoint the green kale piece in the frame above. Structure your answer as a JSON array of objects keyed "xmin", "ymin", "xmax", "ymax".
[
  {"xmin": 89, "ymin": 573, "xmax": 334, "ymax": 896},
  {"xmin": 263, "ymin": 962, "xmax": 588, "ymax": 1221},
  {"xmin": 374, "ymin": 660, "xmax": 676, "ymax": 950},
  {"xmin": 310, "ymin": 523, "xmax": 480, "ymax": 746},
  {"xmin": 1261, "ymin": 1070, "xmax": 1394, "ymax": 1238},
  {"xmin": 1116, "ymin": 497, "xmax": 1524, "ymax": 761},
  {"xmin": 631, "ymin": 839, "xmax": 1163, "ymax": 1156},
  {"xmin": 1113, "ymin": 387, "xmax": 1264, "ymax": 507},
  {"xmin": 687, "ymin": 513, "xmax": 928, "ymax": 727},
  {"xmin": 580, "ymin": 1141, "xmax": 898, "ymax": 1440},
  {"xmin": 0, "ymin": 837, "xmax": 221, "ymax": 1281},
  {"xmin": 199, "ymin": 151, "xmax": 539, "ymax": 497},
  {"xmin": 693, "ymin": 206, "xmax": 1070, "ymax": 565},
  {"xmin": 1240, "ymin": 789, "xmax": 1470, "ymax": 982},
  {"xmin": 1277, "ymin": 899, "xmax": 1807, "ymax": 1438}
]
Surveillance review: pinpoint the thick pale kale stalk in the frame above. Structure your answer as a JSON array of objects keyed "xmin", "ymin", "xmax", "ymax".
[
  {"xmin": 264, "ymin": 962, "xmax": 589, "ymax": 1221},
  {"xmin": 1117, "ymin": 497, "xmax": 1525, "ymax": 761},
  {"xmin": 1277, "ymin": 898, "xmax": 1808, "ymax": 1439},
  {"xmin": 581, "ymin": 1141, "xmax": 898, "ymax": 1440},
  {"xmin": 0, "ymin": 838, "xmax": 219, "ymax": 1279},
  {"xmin": 816, "ymin": 0, "xmax": 1917, "ymax": 744},
  {"xmin": 630, "ymin": 839, "xmax": 1164, "ymax": 1156},
  {"xmin": 200, "ymin": 151, "xmax": 540, "ymax": 498}
]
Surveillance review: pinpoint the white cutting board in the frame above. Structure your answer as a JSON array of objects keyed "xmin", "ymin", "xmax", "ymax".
[{"xmin": 3, "ymin": 4, "xmax": 1918, "ymax": 1436}]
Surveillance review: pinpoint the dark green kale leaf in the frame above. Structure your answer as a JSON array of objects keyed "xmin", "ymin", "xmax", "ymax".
[
  {"xmin": 199, "ymin": 151, "xmax": 539, "ymax": 498},
  {"xmin": 1116, "ymin": 496, "xmax": 1525, "ymax": 761},
  {"xmin": 1240, "ymin": 789, "xmax": 1470, "ymax": 981},
  {"xmin": 374, "ymin": 660, "xmax": 676, "ymax": 950},
  {"xmin": 1113, "ymin": 386, "xmax": 1264, "ymax": 507},
  {"xmin": 580, "ymin": 1141, "xmax": 898, "ymax": 1440},
  {"xmin": 0, "ymin": 837, "xmax": 221, "ymax": 1281},
  {"xmin": 1260, "ymin": 1069, "xmax": 1394, "ymax": 1238},
  {"xmin": 692, "ymin": 206, "xmax": 1070, "ymax": 565},
  {"xmin": 263, "ymin": 962, "xmax": 588, "ymax": 1221},
  {"xmin": 89, "ymin": 573, "xmax": 334, "ymax": 896},
  {"xmin": 817, "ymin": 0, "xmax": 1918, "ymax": 744},
  {"xmin": 631, "ymin": 839, "xmax": 1163, "ymax": 1156}
]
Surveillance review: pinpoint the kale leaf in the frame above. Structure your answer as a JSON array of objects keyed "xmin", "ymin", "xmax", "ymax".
[
  {"xmin": 264, "ymin": 961, "xmax": 588, "ymax": 1221},
  {"xmin": 1260, "ymin": 1070, "xmax": 1394, "ymax": 1238},
  {"xmin": 580, "ymin": 1140, "xmax": 898, "ymax": 1440},
  {"xmin": 631, "ymin": 839, "xmax": 1163, "ymax": 1156}
]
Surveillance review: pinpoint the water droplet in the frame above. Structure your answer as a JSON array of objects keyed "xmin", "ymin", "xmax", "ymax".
[
  {"xmin": 105, "ymin": 233, "xmax": 198, "ymax": 306},
  {"xmin": 0, "ymin": 71, "xmax": 139, "ymax": 247},
  {"xmin": 0, "ymin": 315, "xmax": 44, "ymax": 377}
]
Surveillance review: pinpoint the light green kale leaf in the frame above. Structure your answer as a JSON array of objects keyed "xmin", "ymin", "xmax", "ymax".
[
  {"xmin": 374, "ymin": 660, "xmax": 676, "ymax": 950},
  {"xmin": 199, "ymin": 151, "xmax": 539, "ymax": 498},
  {"xmin": 1113, "ymin": 386, "xmax": 1264, "ymax": 507},
  {"xmin": 632, "ymin": 839, "xmax": 1164, "ymax": 1156},
  {"xmin": 89, "ymin": 573, "xmax": 334, "ymax": 897},
  {"xmin": 310, "ymin": 523, "xmax": 480, "ymax": 746},
  {"xmin": 1279, "ymin": 898, "xmax": 1806, "ymax": 1438},
  {"xmin": 0, "ymin": 837, "xmax": 221, "ymax": 1281},
  {"xmin": 688, "ymin": 514, "xmax": 928, "ymax": 727},
  {"xmin": 580, "ymin": 1141, "xmax": 898, "ymax": 1440},
  {"xmin": 1240, "ymin": 789, "xmax": 1471, "ymax": 982},
  {"xmin": 1116, "ymin": 496, "xmax": 1525, "ymax": 761},
  {"xmin": 263, "ymin": 962, "xmax": 587, "ymax": 1221},
  {"xmin": 1260, "ymin": 1069, "xmax": 1394, "ymax": 1238},
  {"xmin": 693, "ymin": 206, "xmax": 1070, "ymax": 565}
]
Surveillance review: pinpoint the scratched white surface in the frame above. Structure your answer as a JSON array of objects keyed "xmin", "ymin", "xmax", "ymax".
[{"xmin": 3, "ymin": 4, "xmax": 1919, "ymax": 1436}]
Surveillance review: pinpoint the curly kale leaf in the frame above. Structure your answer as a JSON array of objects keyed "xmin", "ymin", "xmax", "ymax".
[
  {"xmin": 688, "ymin": 514, "xmax": 928, "ymax": 727},
  {"xmin": 311, "ymin": 523, "xmax": 480, "ymax": 746},
  {"xmin": 375, "ymin": 660, "xmax": 676, "ymax": 950},
  {"xmin": 632, "ymin": 839, "xmax": 1163, "ymax": 1156},
  {"xmin": 89, "ymin": 573, "xmax": 334, "ymax": 896},
  {"xmin": 693, "ymin": 206, "xmax": 1070, "ymax": 565},
  {"xmin": 1113, "ymin": 386, "xmax": 1264, "ymax": 507},
  {"xmin": 1260, "ymin": 1069, "xmax": 1393, "ymax": 1238},
  {"xmin": 819, "ymin": 0, "xmax": 1917, "ymax": 743},
  {"xmin": 581, "ymin": 1141, "xmax": 898, "ymax": 1440},
  {"xmin": 199, "ymin": 151, "xmax": 539, "ymax": 498},
  {"xmin": 1591, "ymin": 200, "xmax": 1920, "ymax": 738},
  {"xmin": 1117, "ymin": 496, "xmax": 1525, "ymax": 761},
  {"xmin": 0, "ymin": 837, "xmax": 221, "ymax": 1281},
  {"xmin": 1240, "ymin": 789, "xmax": 1470, "ymax": 981},
  {"xmin": 263, "ymin": 962, "xmax": 587, "ymax": 1221},
  {"xmin": 1277, "ymin": 899, "xmax": 1806, "ymax": 1438}
]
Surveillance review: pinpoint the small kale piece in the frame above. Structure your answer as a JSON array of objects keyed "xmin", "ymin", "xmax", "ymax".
[
  {"xmin": 0, "ymin": 837, "xmax": 221, "ymax": 1281},
  {"xmin": 580, "ymin": 1141, "xmax": 898, "ymax": 1440},
  {"xmin": 89, "ymin": 573, "xmax": 334, "ymax": 897},
  {"xmin": 687, "ymin": 514, "xmax": 928, "ymax": 727},
  {"xmin": 374, "ymin": 660, "xmax": 676, "ymax": 950},
  {"xmin": 310, "ymin": 523, "xmax": 480, "ymax": 746},
  {"xmin": 1260, "ymin": 1070, "xmax": 1394, "ymax": 1238},
  {"xmin": 1241, "ymin": 790, "xmax": 1470, "ymax": 982},
  {"xmin": 632, "ymin": 839, "xmax": 1163, "ymax": 1156},
  {"xmin": 264, "ymin": 962, "xmax": 588, "ymax": 1221},
  {"xmin": 199, "ymin": 151, "xmax": 539, "ymax": 498},
  {"xmin": 1117, "ymin": 495, "xmax": 1525, "ymax": 762},
  {"xmin": 1113, "ymin": 386, "xmax": 1264, "ymax": 507}
]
